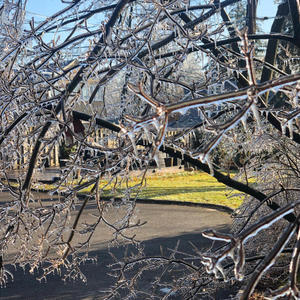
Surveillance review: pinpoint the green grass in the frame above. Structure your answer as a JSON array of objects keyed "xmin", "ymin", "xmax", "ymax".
[
  {"xmin": 132, "ymin": 171, "xmax": 243, "ymax": 209},
  {"xmin": 26, "ymin": 170, "xmax": 243, "ymax": 209},
  {"xmin": 96, "ymin": 171, "xmax": 243, "ymax": 209}
]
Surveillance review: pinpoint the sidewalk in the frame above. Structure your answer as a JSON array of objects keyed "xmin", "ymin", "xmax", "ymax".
[
  {"xmin": 7, "ymin": 166, "xmax": 185, "ymax": 183},
  {"xmin": 6, "ymin": 168, "xmax": 62, "ymax": 183}
]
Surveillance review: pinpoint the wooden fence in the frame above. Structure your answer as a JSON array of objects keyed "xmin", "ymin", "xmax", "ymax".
[{"xmin": 9, "ymin": 128, "xmax": 193, "ymax": 169}]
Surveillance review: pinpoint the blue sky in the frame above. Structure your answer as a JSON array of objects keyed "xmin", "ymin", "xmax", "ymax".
[
  {"xmin": 26, "ymin": 0, "xmax": 65, "ymax": 20},
  {"xmin": 257, "ymin": 0, "xmax": 278, "ymax": 32},
  {"xmin": 25, "ymin": 0, "xmax": 278, "ymax": 33}
]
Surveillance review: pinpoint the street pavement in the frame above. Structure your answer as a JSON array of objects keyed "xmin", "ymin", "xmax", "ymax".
[{"xmin": 0, "ymin": 193, "xmax": 232, "ymax": 299}]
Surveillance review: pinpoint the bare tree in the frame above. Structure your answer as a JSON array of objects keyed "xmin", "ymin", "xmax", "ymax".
[{"xmin": 0, "ymin": 0, "xmax": 300, "ymax": 298}]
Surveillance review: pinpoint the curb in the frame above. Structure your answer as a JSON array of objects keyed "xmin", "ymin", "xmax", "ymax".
[
  {"xmin": 78, "ymin": 195, "xmax": 234, "ymax": 214},
  {"xmin": 4, "ymin": 178, "xmax": 234, "ymax": 215},
  {"xmin": 133, "ymin": 198, "xmax": 234, "ymax": 214}
]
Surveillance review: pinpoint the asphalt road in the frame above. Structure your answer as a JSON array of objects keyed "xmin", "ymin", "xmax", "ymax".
[{"xmin": 0, "ymin": 193, "xmax": 232, "ymax": 300}]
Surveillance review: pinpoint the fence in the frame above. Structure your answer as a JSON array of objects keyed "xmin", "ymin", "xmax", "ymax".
[{"xmin": 8, "ymin": 128, "xmax": 194, "ymax": 169}]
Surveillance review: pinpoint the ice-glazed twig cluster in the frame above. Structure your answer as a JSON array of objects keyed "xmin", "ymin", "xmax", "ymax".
[
  {"xmin": 124, "ymin": 71, "xmax": 300, "ymax": 174},
  {"xmin": 202, "ymin": 202, "xmax": 299, "ymax": 299},
  {"xmin": 0, "ymin": 0, "xmax": 299, "ymax": 299}
]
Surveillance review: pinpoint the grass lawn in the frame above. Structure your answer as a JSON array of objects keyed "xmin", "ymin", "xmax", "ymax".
[
  {"xmin": 27, "ymin": 170, "xmax": 243, "ymax": 209},
  {"xmin": 129, "ymin": 171, "xmax": 243, "ymax": 209},
  {"xmin": 88, "ymin": 170, "xmax": 243, "ymax": 209}
]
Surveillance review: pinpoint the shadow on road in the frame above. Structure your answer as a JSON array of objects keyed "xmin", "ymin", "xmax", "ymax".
[{"xmin": 0, "ymin": 224, "xmax": 231, "ymax": 300}]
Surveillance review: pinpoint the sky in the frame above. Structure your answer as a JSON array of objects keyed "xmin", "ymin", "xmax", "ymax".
[
  {"xmin": 26, "ymin": 0, "xmax": 65, "ymax": 20},
  {"xmin": 25, "ymin": 0, "xmax": 278, "ymax": 33},
  {"xmin": 25, "ymin": 0, "xmax": 278, "ymax": 31},
  {"xmin": 257, "ymin": 0, "xmax": 278, "ymax": 32}
]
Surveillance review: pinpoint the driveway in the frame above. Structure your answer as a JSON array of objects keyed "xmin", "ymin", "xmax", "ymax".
[{"xmin": 0, "ymin": 194, "xmax": 232, "ymax": 299}]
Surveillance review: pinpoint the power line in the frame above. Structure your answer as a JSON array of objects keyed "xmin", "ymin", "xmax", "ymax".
[{"xmin": 25, "ymin": 10, "xmax": 49, "ymax": 18}]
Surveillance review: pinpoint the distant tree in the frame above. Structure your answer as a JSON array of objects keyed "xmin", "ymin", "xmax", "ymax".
[{"xmin": 0, "ymin": 0, "xmax": 300, "ymax": 298}]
